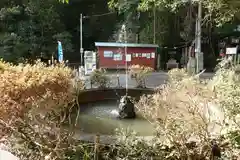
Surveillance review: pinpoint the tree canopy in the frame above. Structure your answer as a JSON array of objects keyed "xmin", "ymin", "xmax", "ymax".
[
  {"xmin": 109, "ymin": 0, "xmax": 240, "ymax": 26},
  {"xmin": 0, "ymin": 0, "xmax": 240, "ymax": 64},
  {"xmin": 59, "ymin": 0, "xmax": 69, "ymax": 3},
  {"xmin": 0, "ymin": 0, "xmax": 118, "ymax": 63}
]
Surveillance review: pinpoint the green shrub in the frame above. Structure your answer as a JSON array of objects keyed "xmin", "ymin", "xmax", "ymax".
[
  {"xmin": 129, "ymin": 65, "xmax": 153, "ymax": 88},
  {"xmin": 89, "ymin": 69, "xmax": 110, "ymax": 88}
]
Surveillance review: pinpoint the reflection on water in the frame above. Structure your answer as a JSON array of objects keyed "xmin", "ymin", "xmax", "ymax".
[
  {"xmin": 110, "ymin": 109, "xmax": 119, "ymax": 116},
  {"xmin": 77, "ymin": 100, "xmax": 154, "ymax": 136}
]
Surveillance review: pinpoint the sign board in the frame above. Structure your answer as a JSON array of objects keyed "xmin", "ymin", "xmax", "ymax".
[
  {"xmin": 103, "ymin": 51, "xmax": 113, "ymax": 57},
  {"xmin": 57, "ymin": 41, "xmax": 63, "ymax": 62},
  {"xmin": 226, "ymin": 47, "xmax": 237, "ymax": 54},
  {"xmin": 113, "ymin": 53, "xmax": 122, "ymax": 61},
  {"xmin": 151, "ymin": 52, "xmax": 155, "ymax": 58},
  {"xmin": 126, "ymin": 54, "xmax": 131, "ymax": 61},
  {"xmin": 129, "ymin": 52, "xmax": 155, "ymax": 59},
  {"xmin": 146, "ymin": 53, "xmax": 151, "ymax": 59},
  {"xmin": 84, "ymin": 51, "xmax": 97, "ymax": 75}
]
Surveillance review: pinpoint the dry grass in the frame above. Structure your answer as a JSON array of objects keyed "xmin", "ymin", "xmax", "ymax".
[
  {"xmin": 0, "ymin": 60, "xmax": 85, "ymax": 159},
  {"xmin": 135, "ymin": 60, "xmax": 240, "ymax": 159},
  {"xmin": 0, "ymin": 60, "xmax": 76, "ymax": 122}
]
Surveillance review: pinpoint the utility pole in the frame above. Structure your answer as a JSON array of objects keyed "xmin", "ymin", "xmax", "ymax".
[
  {"xmin": 195, "ymin": 0, "xmax": 202, "ymax": 73},
  {"xmin": 80, "ymin": 13, "xmax": 84, "ymax": 66},
  {"xmin": 153, "ymin": 4, "xmax": 156, "ymax": 44}
]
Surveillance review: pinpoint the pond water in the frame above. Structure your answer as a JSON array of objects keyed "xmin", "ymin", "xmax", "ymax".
[{"xmin": 77, "ymin": 100, "xmax": 155, "ymax": 136}]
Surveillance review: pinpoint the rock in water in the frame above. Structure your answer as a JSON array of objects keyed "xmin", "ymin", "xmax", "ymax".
[{"xmin": 118, "ymin": 96, "xmax": 136, "ymax": 119}]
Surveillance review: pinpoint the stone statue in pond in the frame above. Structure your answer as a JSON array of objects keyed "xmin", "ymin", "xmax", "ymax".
[{"xmin": 118, "ymin": 95, "xmax": 136, "ymax": 119}]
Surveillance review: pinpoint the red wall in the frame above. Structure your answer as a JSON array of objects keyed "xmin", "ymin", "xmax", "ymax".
[{"xmin": 97, "ymin": 46, "xmax": 156, "ymax": 69}]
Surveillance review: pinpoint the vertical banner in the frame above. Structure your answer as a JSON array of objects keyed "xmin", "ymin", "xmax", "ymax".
[{"xmin": 58, "ymin": 41, "xmax": 63, "ymax": 62}]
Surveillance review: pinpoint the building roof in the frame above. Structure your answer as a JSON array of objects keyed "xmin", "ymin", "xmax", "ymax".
[{"xmin": 95, "ymin": 42, "xmax": 158, "ymax": 48}]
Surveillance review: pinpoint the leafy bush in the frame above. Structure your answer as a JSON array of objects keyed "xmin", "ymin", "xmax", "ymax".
[
  {"xmin": 0, "ymin": 60, "xmax": 75, "ymax": 122},
  {"xmin": 134, "ymin": 59, "xmax": 240, "ymax": 159},
  {"xmin": 210, "ymin": 57, "xmax": 240, "ymax": 126},
  {"xmin": 135, "ymin": 72, "xmax": 216, "ymax": 158},
  {"xmin": 89, "ymin": 68, "xmax": 110, "ymax": 88},
  {"xmin": 129, "ymin": 65, "xmax": 153, "ymax": 88},
  {"xmin": 0, "ymin": 60, "xmax": 85, "ymax": 159}
]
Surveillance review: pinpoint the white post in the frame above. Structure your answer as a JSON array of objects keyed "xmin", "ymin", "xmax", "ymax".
[{"xmin": 80, "ymin": 14, "xmax": 84, "ymax": 66}]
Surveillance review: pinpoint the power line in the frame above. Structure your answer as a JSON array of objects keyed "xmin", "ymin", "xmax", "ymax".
[
  {"xmin": 161, "ymin": 26, "xmax": 207, "ymax": 50},
  {"xmin": 83, "ymin": 12, "xmax": 116, "ymax": 19},
  {"xmin": 161, "ymin": 40, "xmax": 193, "ymax": 50},
  {"xmin": 79, "ymin": 11, "xmax": 115, "ymax": 65}
]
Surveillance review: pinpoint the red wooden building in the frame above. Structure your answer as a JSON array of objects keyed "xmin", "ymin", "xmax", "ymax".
[{"xmin": 95, "ymin": 42, "xmax": 159, "ymax": 69}]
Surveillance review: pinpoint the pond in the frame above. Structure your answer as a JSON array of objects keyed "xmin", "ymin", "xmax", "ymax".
[{"xmin": 76, "ymin": 100, "xmax": 154, "ymax": 136}]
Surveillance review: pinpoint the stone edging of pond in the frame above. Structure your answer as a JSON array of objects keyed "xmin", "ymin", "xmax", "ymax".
[{"xmin": 78, "ymin": 87, "xmax": 155, "ymax": 104}]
